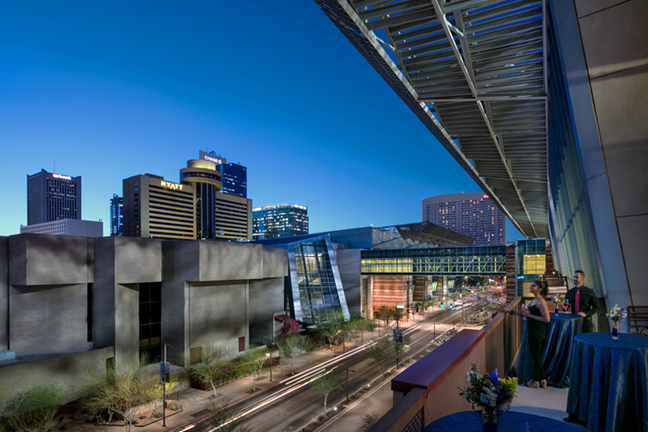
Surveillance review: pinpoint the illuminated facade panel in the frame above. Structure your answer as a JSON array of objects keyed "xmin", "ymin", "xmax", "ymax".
[{"xmin": 516, "ymin": 239, "xmax": 547, "ymax": 297}]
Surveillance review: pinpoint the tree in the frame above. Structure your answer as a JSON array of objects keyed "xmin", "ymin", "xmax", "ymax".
[
  {"xmin": 183, "ymin": 345, "xmax": 231, "ymax": 399},
  {"xmin": 0, "ymin": 380, "xmax": 66, "ymax": 432},
  {"xmin": 375, "ymin": 305, "xmax": 393, "ymax": 329},
  {"xmin": 316, "ymin": 323, "xmax": 342, "ymax": 356},
  {"xmin": 83, "ymin": 362, "xmax": 159, "ymax": 432},
  {"xmin": 276, "ymin": 335, "xmax": 309, "ymax": 375},
  {"xmin": 312, "ymin": 369, "xmax": 344, "ymax": 416},
  {"xmin": 365, "ymin": 338, "xmax": 395, "ymax": 375},
  {"xmin": 208, "ymin": 399, "xmax": 251, "ymax": 432},
  {"xmin": 241, "ymin": 350, "xmax": 267, "ymax": 392},
  {"xmin": 360, "ymin": 413, "xmax": 380, "ymax": 432}
]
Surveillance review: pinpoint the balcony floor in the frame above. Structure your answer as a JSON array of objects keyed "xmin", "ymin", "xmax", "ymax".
[{"xmin": 510, "ymin": 385, "xmax": 588, "ymax": 430}]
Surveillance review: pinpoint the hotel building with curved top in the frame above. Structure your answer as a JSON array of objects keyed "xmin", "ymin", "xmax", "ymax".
[{"xmin": 122, "ymin": 154, "xmax": 252, "ymax": 241}]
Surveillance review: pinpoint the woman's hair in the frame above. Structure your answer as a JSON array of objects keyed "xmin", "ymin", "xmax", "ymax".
[{"xmin": 533, "ymin": 280, "xmax": 549, "ymax": 298}]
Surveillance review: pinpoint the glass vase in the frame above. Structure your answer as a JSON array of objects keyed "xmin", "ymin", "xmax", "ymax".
[
  {"xmin": 612, "ymin": 321, "xmax": 619, "ymax": 340},
  {"xmin": 481, "ymin": 410, "xmax": 497, "ymax": 432}
]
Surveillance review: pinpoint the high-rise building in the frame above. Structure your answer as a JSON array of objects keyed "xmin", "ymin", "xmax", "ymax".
[
  {"xmin": 215, "ymin": 193, "xmax": 253, "ymax": 240},
  {"xmin": 27, "ymin": 169, "xmax": 81, "ymax": 225},
  {"xmin": 422, "ymin": 193, "xmax": 505, "ymax": 246},
  {"xmin": 180, "ymin": 159, "xmax": 223, "ymax": 239},
  {"xmin": 110, "ymin": 194, "xmax": 123, "ymax": 236},
  {"xmin": 122, "ymin": 156, "xmax": 252, "ymax": 241},
  {"xmin": 197, "ymin": 150, "xmax": 247, "ymax": 198},
  {"xmin": 221, "ymin": 162, "xmax": 247, "ymax": 198},
  {"xmin": 253, "ymin": 203, "xmax": 308, "ymax": 240},
  {"xmin": 123, "ymin": 174, "xmax": 196, "ymax": 240}
]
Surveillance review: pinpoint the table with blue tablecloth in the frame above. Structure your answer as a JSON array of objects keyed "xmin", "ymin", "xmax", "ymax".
[
  {"xmin": 517, "ymin": 313, "xmax": 583, "ymax": 387},
  {"xmin": 423, "ymin": 410, "xmax": 582, "ymax": 431},
  {"xmin": 567, "ymin": 332, "xmax": 648, "ymax": 432}
]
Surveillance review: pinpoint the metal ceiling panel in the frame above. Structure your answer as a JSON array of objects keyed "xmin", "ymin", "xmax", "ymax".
[{"xmin": 315, "ymin": 0, "xmax": 549, "ymax": 239}]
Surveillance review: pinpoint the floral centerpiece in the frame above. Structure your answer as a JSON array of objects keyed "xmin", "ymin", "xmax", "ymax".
[
  {"xmin": 606, "ymin": 304, "xmax": 627, "ymax": 340},
  {"xmin": 459, "ymin": 364, "xmax": 518, "ymax": 429},
  {"xmin": 551, "ymin": 295, "xmax": 565, "ymax": 313}
]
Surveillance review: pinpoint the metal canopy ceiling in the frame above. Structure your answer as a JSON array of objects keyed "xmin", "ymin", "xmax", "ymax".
[{"xmin": 316, "ymin": 0, "xmax": 548, "ymax": 239}]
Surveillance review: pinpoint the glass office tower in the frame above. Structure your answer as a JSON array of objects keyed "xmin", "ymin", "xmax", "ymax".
[
  {"xmin": 27, "ymin": 169, "xmax": 81, "ymax": 225},
  {"xmin": 110, "ymin": 194, "xmax": 123, "ymax": 236},
  {"xmin": 221, "ymin": 162, "xmax": 247, "ymax": 198},
  {"xmin": 253, "ymin": 203, "xmax": 309, "ymax": 240}
]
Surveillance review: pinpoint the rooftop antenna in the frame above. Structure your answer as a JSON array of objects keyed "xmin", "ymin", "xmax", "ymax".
[{"xmin": 53, "ymin": 161, "xmax": 56, "ymax": 173}]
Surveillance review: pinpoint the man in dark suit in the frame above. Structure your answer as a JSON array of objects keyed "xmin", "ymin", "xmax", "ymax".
[{"xmin": 564, "ymin": 270, "xmax": 598, "ymax": 333}]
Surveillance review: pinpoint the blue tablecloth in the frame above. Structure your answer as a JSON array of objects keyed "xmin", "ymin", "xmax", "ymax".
[
  {"xmin": 567, "ymin": 332, "xmax": 648, "ymax": 432},
  {"xmin": 517, "ymin": 313, "xmax": 583, "ymax": 388},
  {"xmin": 423, "ymin": 410, "xmax": 582, "ymax": 431}
]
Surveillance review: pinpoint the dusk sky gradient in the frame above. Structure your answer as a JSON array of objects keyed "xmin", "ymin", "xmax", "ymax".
[{"xmin": 0, "ymin": 1, "xmax": 523, "ymax": 241}]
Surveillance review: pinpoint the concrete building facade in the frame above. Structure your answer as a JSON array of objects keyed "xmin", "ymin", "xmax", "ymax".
[{"xmin": 0, "ymin": 233, "xmax": 287, "ymax": 396}]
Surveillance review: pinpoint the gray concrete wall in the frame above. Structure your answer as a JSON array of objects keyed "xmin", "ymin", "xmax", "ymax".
[
  {"xmin": 0, "ymin": 347, "xmax": 114, "ymax": 405},
  {"xmin": 115, "ymin": 284, "xmax": 140, "ymax": 368},
  {"xmin": 10, "ymin": 283, "xmax": 88, "ymax": 352},
  {"xmin": 0, "ymin": 237, "xmax": 8, "ymax": 351},
  {"xmin": 9, "ymin": 234, "xmax": 88, "ymax": 286},
  {"xmin": 162, "ymin": 241, "xmax": 192, "ymax": 365},
  {"xmin": 7, "ymin": 234, "xmax": 90, "ymax": 353},
  {"xmin": 93, "ymin": 237, "xmax": 116, "ymax": 349},
  {"xmin": 94, "ymin": 237, "xmax": 162, "ymax": 367},
  {"xmin": 573, "ymin": 0, "xmax": 648, "ymax": 306},
  {"xmin": 249, "ymin": 277, "xmax": 284, "ymax": 345},
  {"xmin": 338, "ymin": 249, "xmax": 362, "ymax": 317},
  {"xmin": 189, "ymin": 281, "xmax": 246, "ymax": 350},
  {"xmin": 199, "ymin": 241, "xmax": 263, "ymax": 281},
  {"xmin": 262, "ymin": 246, "xmax": 288, "ymax": 279}
]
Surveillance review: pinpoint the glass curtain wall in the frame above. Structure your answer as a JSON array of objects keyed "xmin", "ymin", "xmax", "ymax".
[
  {"xmin": 139, "ymin": 282, "xmax": 162, "ymax": 364},
  {"xmin": 288, "ymin": 238, "xmax": 349, "ymax": 323},
  {"xmin": 361, "ymin": 246, "xmax": 506, "ymax": 276},
  {"xmin": 516, "ymin": 239, "xmax": 547, "ymax": 296},
  {"xmin": 196, "ymin": 183, "xmax": 216, "ymax": 239},
  {"xmin": 546, "ymin": 5, "xmax": 604, "ymax": 294}
]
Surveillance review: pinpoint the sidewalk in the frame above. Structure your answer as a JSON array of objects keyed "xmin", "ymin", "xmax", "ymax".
[{"xmin": 66, "ymin": 332, "xmax": 396, "ymax": 432}]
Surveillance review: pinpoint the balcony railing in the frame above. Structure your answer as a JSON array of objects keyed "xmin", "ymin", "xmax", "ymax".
[{"xmin": 370, "ymin": 298, "xmax": 523, "ymax": 432}]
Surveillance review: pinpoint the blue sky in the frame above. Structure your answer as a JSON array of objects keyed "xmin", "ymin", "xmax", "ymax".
[{"xmin": 0, "ymin": 1, "xmax": 523, "ymax": 241}]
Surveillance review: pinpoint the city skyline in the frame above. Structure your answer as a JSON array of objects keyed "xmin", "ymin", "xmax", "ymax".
[{"xmin": 0, "ymin": 2, "xmax": 524, "ymax": 241}]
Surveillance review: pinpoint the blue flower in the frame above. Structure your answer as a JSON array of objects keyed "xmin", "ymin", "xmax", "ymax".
[
  {"xmin": 488, "ymin": 369, "xmax": 498, "ymax": 385},
  {"xmin": 488, "ymin": 369, "xmax": 503, "ymax": 400}
]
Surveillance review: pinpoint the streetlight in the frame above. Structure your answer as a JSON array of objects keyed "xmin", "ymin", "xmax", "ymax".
[
  {"xmin": 265, "ymin": 351, "xmax": 273, "ymax": 382},
  {"xmin": 162, "ymin": 343, "xmax": 173, "ymax": 427},
  {"xmin": 346, "ymin": 369, "xmax": 356, "ymax": 403}
]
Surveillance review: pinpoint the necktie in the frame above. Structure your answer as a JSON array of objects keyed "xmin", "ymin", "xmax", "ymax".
[{"xmin": 575, "ymin": 289, "xmax": 580, "ymax": 314}]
